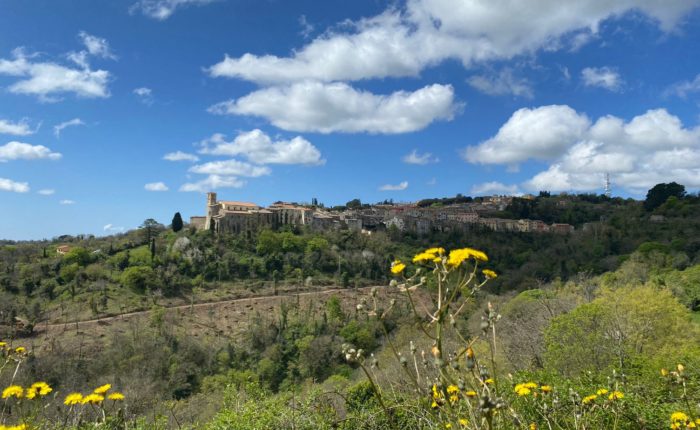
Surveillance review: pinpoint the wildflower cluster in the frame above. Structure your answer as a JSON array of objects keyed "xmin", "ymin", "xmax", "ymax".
[
  {"xmin": 670, "ymin": 411, "xmax": 700, "ymax": 429},
  {"xmin": 63, "ymin": 384, "xmax": 125, "ymax": 407},
  {"xmin": 1, "ymin": 382, "xmax": 52, "ymax": 400},
  {"xmin": 513, "ymin": 382, "xmax": 551, "ymax": 397}
]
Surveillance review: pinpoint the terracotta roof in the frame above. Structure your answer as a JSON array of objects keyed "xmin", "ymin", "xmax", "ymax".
[{"xmin": 220, "ymin": 201, "xmax": 259, "ymax": 207}]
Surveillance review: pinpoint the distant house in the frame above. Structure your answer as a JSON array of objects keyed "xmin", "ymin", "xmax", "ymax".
[
  {"xmin": 56, "ymin": 245, "xmax": 72, "ymax": 255},
  {"xmin": 650, "ymin": 215, "xmax": 666, "ymax": 223}
]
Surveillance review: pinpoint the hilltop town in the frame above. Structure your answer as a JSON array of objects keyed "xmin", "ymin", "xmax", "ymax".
[{"xmin": 190, "ymin": 192, "xmax": 575, "ymax": 236}]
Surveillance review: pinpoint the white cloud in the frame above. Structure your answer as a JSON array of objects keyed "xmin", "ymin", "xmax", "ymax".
[
  {"xmin": 464, "ymin": 105, "xmax": 591, "ymax": 165},
  {"xmin": 59, "ymin": 199, "xmax": 76, "ymax": 205},
  {"xmin": 466, "ymin": 104, "xmax": 700, "ymax": 194},
  {"xmin": 467, "ymin": 68, "xmax": 533, "ymax": 98},
  {"xmin": 207, "ymin": 0, "xmax": 697, "ymax": 84},
  {"xmin": 581, "ymin": 66, "xmax": 623, "ymax": 91},
  {"xmin": 163, "ymin": 150, "xmax": 199, "ymax": 162},
  {"xmin": 0, "ymin": 178, "xmax": 29, "ymax": 193},
  {"xmin": 180, "ymin": 175, "xmax": 245, "ymax": 192},
  {"xmin": 53, "ymin": 118, "xmax": 85, "ymax": 138},
  {"xmin": 402, "ymin": 149, "xmax": 439, "ymax": 165},
  {"xmin": 103, "ymin": 224, "xmax": 125, "ymax": 233},
  {"xmin": 198, "ymin": 129, "xmax": 325, "ymax": 165},
  {"xmin": 189, "ymin": 159, "xmax": 271, "ymax": 177},
  {"xmin": 133, "ymin": 87, "xmax": 154, "ymax": 104},
  {"xmin": 0, "ymin": 47, "xmax": 110, "ymax": 100},
  {"xmin": 78, "ymin": 31, "xmax": 116, "ymax": 59},
  {"xmin": 0, "ymin": 118, "xmax": 36, "ymax": 136},
  {"xmin": 665, "ymin": 73, "xmax": 700, "ymax": 98},
  {"xmin": 470, "ymin": 181, "xmax": 521, "ymax": 196},
  {"xmin": 209, "ymin": 81, "xmax": 457, "ymax": 134},
  {"xmin": 37, "ymin": 189, "xmax": 55, "ymax": 195},
  {"xmin": 0, "ymin": 141, "xmax": 62, "ymax": 162},
  {"xmin": 130, "ymin": 0, "xmax": 217, "ymax": 20},
  {"xmin": 379, "ymin": 181, "xmax": 408, "ymax": 191},
  {"xmin": 299, "ymin": 15, "xmax": 315, "ymax": 38},
  {"xmin": 145, "ymin": 182, "xmax": 169, "ymax": 191}
]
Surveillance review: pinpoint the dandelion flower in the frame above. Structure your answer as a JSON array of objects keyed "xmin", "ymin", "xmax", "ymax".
[
  {"xmin": 582, "ymin": 394, "xmax": 597, "ymax": 404},
  {"xmin": 540, "ymin": 385, "xmax": 552, "ymax": 393},
  {"xmin": 81, "ymin": 393, "xmax": 105, "ymax": 405},
  {"xmin": 482, "ymin": 269, "xmax": 498, "ymax": 279},
  {"xmin": 413, "ymin": 251, "xmax": 438, "ymax": 264},
  {"xmin": 2, "ymin": 385, "xmax": 23, "ymax": 399},
  {"xmin": 671, "ymin": 412, "xmax": 689, "ymax": 423},
  {"xmin": 459, "ymin": 418, "xmax": 469, "ymax": 427},
  {"xmin": 108, "ymin": 392, "xmax": 125, "ymax": 401},
  {"xmin": 464, "ymin": 390, "xmax": 477, "ymax": 398},
  {"xmin": 515, "ymin": 386, "xmax": 531, "ymax": 396},
  {"xmin": 596, "ymin": 388, "xmax": 608, "ymax": 396},
  {"xmin": 390, "ymin": 260, "xmax": 406, "ymax": 275},
  {"xmin": 31, "ymin": 382, "xmax": 52, "ymax": 396},
  {"xmin": 64, "ymin": 393, "xmax": 83, "ymax": 405},
  {"xmin": 14, "ymin": 347, "xmax": 26, "ymax": 354},
  {"xmin": 93, "ymin": 384, "xmax": 111, "ymax": 394},
  {"xmin": 0, "ymin": 341, "xmax": 6, "ymax": 348},
  {"xmin": 608, "ymin": 391, "xmax": 624, "ymax": 400}
]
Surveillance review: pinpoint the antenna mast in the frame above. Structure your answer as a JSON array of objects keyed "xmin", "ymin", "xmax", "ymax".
[{"xmin": 604, "ymin": 173, "xmax": 612, "ymax": 197}]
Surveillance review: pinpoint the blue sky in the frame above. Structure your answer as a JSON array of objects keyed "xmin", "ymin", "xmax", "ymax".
[{"xmin": 1, "ymin": 0, "xmax": 700, "ymax": 240}]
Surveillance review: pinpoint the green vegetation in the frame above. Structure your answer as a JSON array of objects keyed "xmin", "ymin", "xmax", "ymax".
[{"xmin": 1, "ymin": 184, "xmax": 700, "ymax": 429}]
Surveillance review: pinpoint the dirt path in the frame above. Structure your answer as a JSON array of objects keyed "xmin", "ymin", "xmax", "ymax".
[{"xmin": 37, "ymin": 285, "xmax": 382, "ymax": 332}]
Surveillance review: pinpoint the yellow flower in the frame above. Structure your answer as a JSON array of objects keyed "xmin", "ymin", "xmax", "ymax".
[
  {"xmin": 445, "ymin": 424, "xmax": 452, "ymax": 429},
  {"xmin": 2, "ymin": 385, "xmax": 23, "ymax": 399},
  {"xmin": 81, "ymin": 393, "xmax": 105, "ymax": 405},
  {"xmin": 93, "ymin": 384, "xmax": 111, "ymax": 394},
  {"xmin": 0, "ymin": 341, "xmax": 6, "ymax": 348},
  {"xmin": 14, "ymin": 347, "xmax": 26, "ymax": 354},
  {"xmin": 30, "ymin": 382, "xmax": 52, "ymax": 396},
  {"xmin": 482, "ymin": 269, "xmax": 498, "ymax": 279},
  {"xmin": 459, "ymin": 418, "xmax": 469, "ymax": 427},
  {"xmin": 2, "ymin": 424, "xmax": 28, "ymax": 430},
  {"xmin": 529, "ymin": 424, "xmax": 537, "ymax": 430},
  {"xmin": 413, "ymin": 251, "xmax": 438, "ymax": 263},
  {"xmin": 464, "ymin": 390, "xmax": 477, "ymax": 398},
  {"xmin": 515, "ymin": 386, "xmax": 531, "ymax": 396},
  {"xmin": 540, "ymin": 385, "xmax": 552, "ymax": 393},
  {"xmin": 425, "ymin": 247, "xmax": 445, "ymax": 256},
  {"xmin": 25, "ymin": 387, "xmax": 37, "ymax": 400},
  {"xmin": 661, "ymin": 368, "xmax": 669, "ymax": 377},
  {"xmin": 678, "ymin": 364, "xmax": 685, "ymax": 373},
  {"xmin": 390, "ymin": 260, "xmax": 406, "ymax": 275},
  {"xmin": 582, "ymin": 394, "xmax": 597, "ymax": 404},
  {"xmin": 671, "ymin": 412, "xmax": 689, "ymax": 423},
  {"xmin": 596, "ymin": 388, "xmax": 608, "ymax": 396},
  {"xmin": 447, "ymin": 247, "xmax": 488, "ymax": 268},
  {"xmin": 608, "ymin": 391, "xmax": 624, "ymax": 400},
  {"xmin": 108, "ymin": 392, "xmax": 125, "ymax": 401},
  {"xmin": 447, "ymin": 385, "xmax": 459, "ymax": 403},
  {"xmin": 64, "ymin": 393, "xmax": 83, "ymax": 405}
]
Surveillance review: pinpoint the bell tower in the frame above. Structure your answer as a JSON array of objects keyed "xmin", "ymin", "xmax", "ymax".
[{"xmin": 205, "ymin": 192, "xmax": 219, "ymax": 230}]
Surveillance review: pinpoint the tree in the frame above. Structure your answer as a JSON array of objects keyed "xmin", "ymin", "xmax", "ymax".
[
  {"xmin": 346, "ymin": 198, "xmax": 362, "ymax": 209},
  {"xmin": 139, "ymin": 218, "xmax": 162, "ymax": 244},
  {"xmin": 644, "ymin": 182, "xmax": 686, "ymax": 211},
  {"xmin": 172, "ymin": 212, "xmax": 184, "ymax": 232}
]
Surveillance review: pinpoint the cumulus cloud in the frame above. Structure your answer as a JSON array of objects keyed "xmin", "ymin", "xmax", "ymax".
[
  {"xmin": 0, "ymin": 46, "xmax": 110, "ymax": 101},
  {"xmin": 163, "ymin": 150, "xmax": 199, "ymax": 162},
  {"xmin": 665, "ymin": 73, "xmax": 700, "ymax": 98},
  {"xmin": 0, "ymin": 118, "xmax": 36, "ymax": 136},
  {"xmin": 466, "ymin": 104, "xmax": 700, "ymax": 194},
  {"xmin": 145, "ymin": 182, "xmax": 169, "ymax": 191},
  {"xmin": 133, "ymin": 87, "xmax": 154, "ymax": 105},
  {"xmin": 402, "ymin": 149, "xmax": 439, "ymax": 165},
  {"xmin": 379, "ymin": 181, "xmax": 408, "ymax": 191},
  {"xmin": 37, "ymin": 189, "xmax": 55, "ymax": 195},
  {"xmin": 0, "ymin": 142, "xmax": 62, "ymax": 162},
  {"xmin": 53, "ymin": 118, "xmax": 85, "ymax": 138},
  {"xmin": 180, "ymin": 175, "xmax": 245, "ymax": 192},
  {"xmin": 464, "ymin": 105, "xmax": 591, "ymax": 165},
  {"xmin": 59, "ymin": 199, "xmax": 75, "ymax": 205},
  {"xmin": 0, "ymin": 178, "xmax": 29, "ymax": 193},
  {"xmin": 207, "ymin": 0, "xmax": 697, "ymax": 84},
  {"xmin": 581, "ymin": 66, "xmax": 623, "ymax": 91},
  {"xmin": 209, "ymin": 82, "xmax": 457, "ymax": 134},
  {"xmin": 188, "ymin": 159, "xmax": 271, "ymax": 177},
  {"xmin": 130, "ymin": 0, "xmax": 217, "ymax": 20},
  {"xmin": 467, "ymin": 68, "xmax": 533, "ymax": 98},
  {"xmin": 198, "ymin": 129, "xmax": 325, "ymax": 165},
  {"xmin": 78, "ymin": 31, "xmax": 116, "ymax": 59},
  {"xmin": 470, "ymin": 181, "xmax": 521, "ymax": 196}
]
